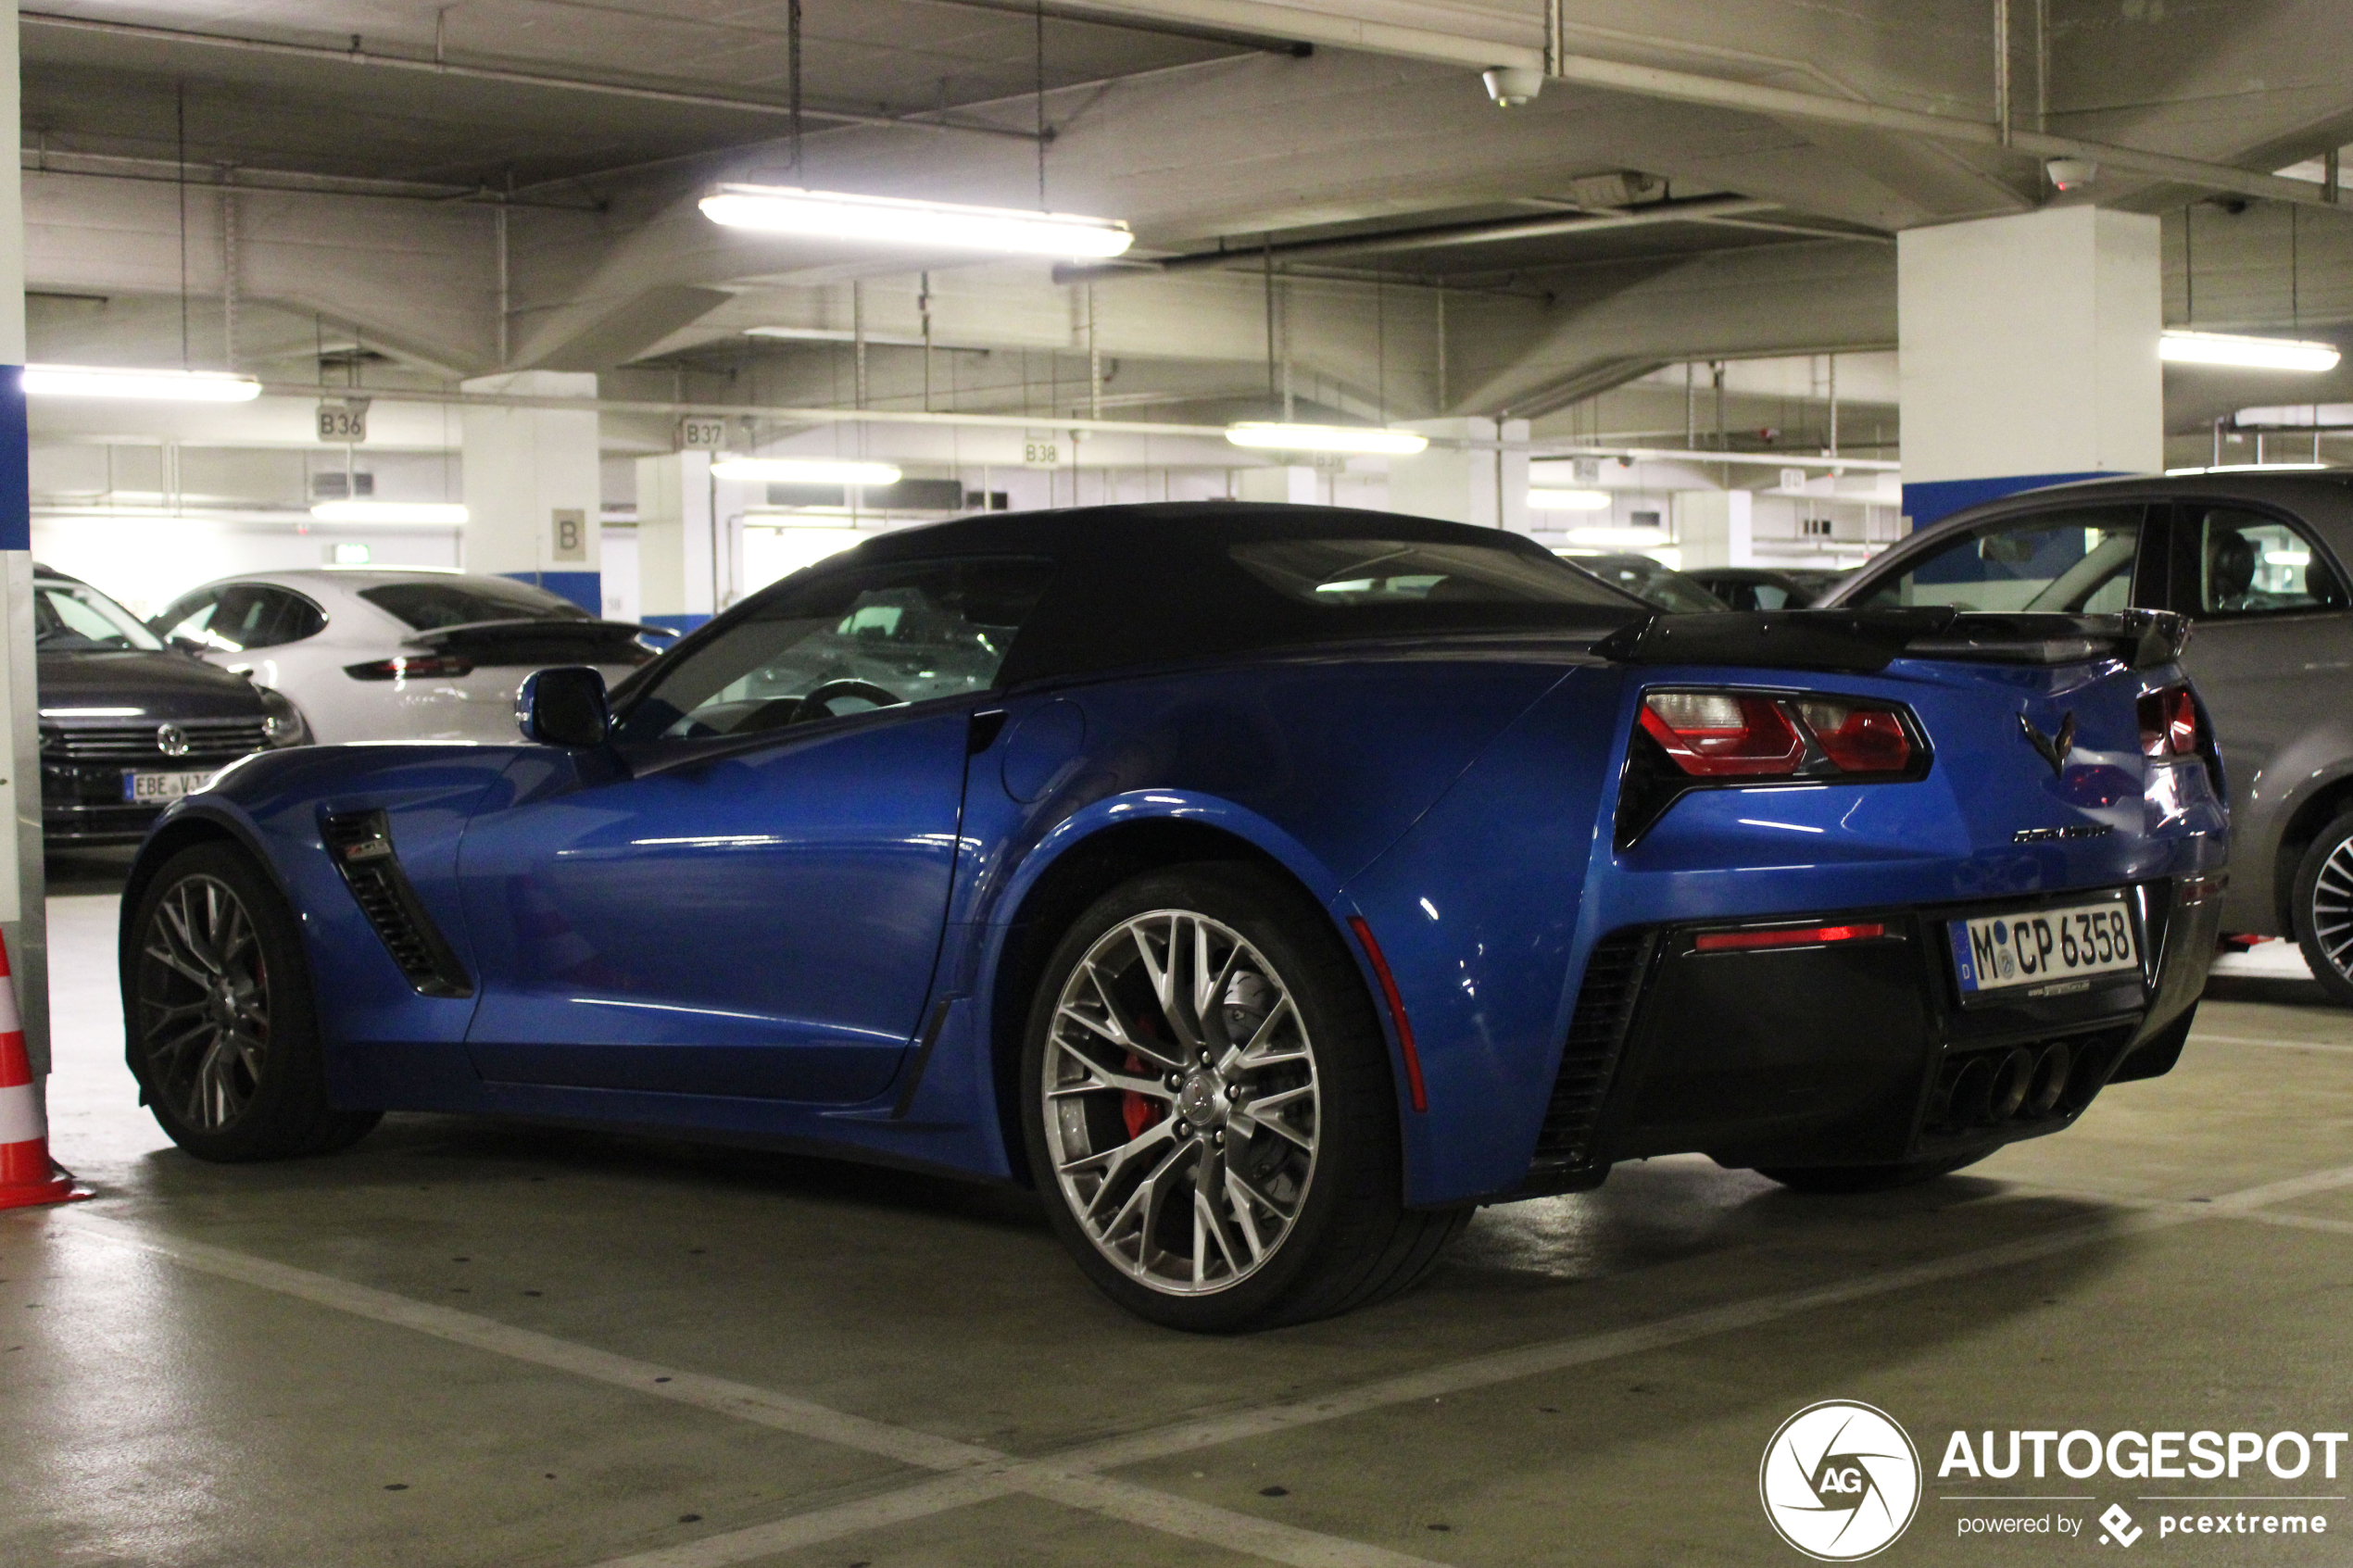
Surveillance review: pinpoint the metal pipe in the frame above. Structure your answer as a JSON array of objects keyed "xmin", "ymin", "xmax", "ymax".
[
  {"xmin": 1994, "ymin": 0, "xmax": 2010, "ymax": 146},
  {"xmin": 21, "ymin": 11, "xmax": 1041, "ymax": 142}
]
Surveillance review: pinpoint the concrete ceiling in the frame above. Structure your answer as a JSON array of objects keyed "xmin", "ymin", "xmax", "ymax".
[{"xmin": 21, "ymin": 0, "xmax": 2353, "ymax": 447}]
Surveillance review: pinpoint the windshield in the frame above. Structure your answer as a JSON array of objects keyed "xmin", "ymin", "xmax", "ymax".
[
  {"xmin": 359, "ymin": 578, "xmax": 592, "ymax": 631},
  {"xmin": 1230, "ymin": 539, "xmax": 1635, "ymax": 608},
  {"xmin": 35, "ymin": 579, "xmax": 164, "ymax": 652},
  {"xmin": 1564, "ymin": 555, "xmax": 1730, "ymax": 614}
]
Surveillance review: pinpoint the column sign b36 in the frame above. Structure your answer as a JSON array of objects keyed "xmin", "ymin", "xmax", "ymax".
[{"xmin": 318, "ymin": 399, "xmax": 370, "ymax": 443}]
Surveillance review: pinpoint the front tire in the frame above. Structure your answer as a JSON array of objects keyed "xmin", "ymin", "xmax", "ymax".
[
  {"xmin": 125, "ymin": 843, "xmax": 380, "ymax": 1161},
  {"xmin": 2291, "ymin": 810, "xmax": 2353, "ymax": 1007},
  {"xmin": 1020, "ymin": 863, "xmax": 1466, "ymax": 1331}
]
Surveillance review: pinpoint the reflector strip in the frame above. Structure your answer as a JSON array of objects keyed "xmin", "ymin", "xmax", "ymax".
[
  {"xmin": 1347, "ymin": 916, "xmax": 1428, "ymax": 1112},
  {"xmin": 1692, "ymin": 922, "xmax": 1887, "ymax": 952}
]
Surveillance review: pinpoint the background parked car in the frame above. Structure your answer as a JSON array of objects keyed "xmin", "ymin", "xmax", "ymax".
[
  {"xmin": 1822, "ymin": 470, "xmax": 2353, "ymax": 1001},
  {"xmin": 1561, "ymin": 552, "xmax": 1730, "ymax": 612},
  {"xmin": 1686, "ymin": 566, "xmax": 1850, "ymax": 610},
  {"xmin": 150, "ymin": 569, "xmax": 657, "ymax": 744},
  {"xmin": 35, "ymin": 566, "xmax": 303, "ymax": 846}
]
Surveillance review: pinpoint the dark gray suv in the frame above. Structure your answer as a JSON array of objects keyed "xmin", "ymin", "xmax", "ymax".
[{"xmin": 1823, "ymin": 471, "xmax": 2353, "ymax": 1001}]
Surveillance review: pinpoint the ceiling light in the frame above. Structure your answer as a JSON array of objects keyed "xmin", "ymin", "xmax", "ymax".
[
  {"xmin": 1528, "ymin": 488, "xmax": 1614, "ymax": 511},
  {"xmin": 2045, "ymin": 157, "xmax": 2097, "ymax": 192},
  {"xmin": 24, "ymin": 364, "xmax": 261, "ymax": 401},
  {"xmin": 1566, "ymin": 527, "xmax": 1669, "ymax": 547},
  {"xmin": 1224, "ymin": 423, "xmax": 1428, "ymax": 456},
  {"xmin": 309, "ymin": 501, "xmax": 469, "ymax": 524},
  {"xmin": 711, "ymin": 458, "xmax": 902, "ymax": 485},
  {"xmin": 700, "ymin": 183, "xmax": 1133, "ymax": 258},
  {"xmin": 2160, "ymin": 331, "xmax": 2341, "ymax": 372},
  {"xmin": 1482, "ymin": 66, "xmax": 1544, "ymax": 108}
]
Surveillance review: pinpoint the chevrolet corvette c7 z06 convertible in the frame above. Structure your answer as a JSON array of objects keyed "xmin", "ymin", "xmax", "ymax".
[{"xmin": 118, "ymin": 505, "xmax": 2226, "ymax": 1330}]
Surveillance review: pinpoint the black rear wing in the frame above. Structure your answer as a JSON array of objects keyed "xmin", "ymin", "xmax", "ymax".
[
  {"xmin": 1592, "ymin": 607, "xmax": 2190, "ymax": 674},
  {"xmin": 403, "ymin": 616, "xmax": 660, "ymax": 665}
]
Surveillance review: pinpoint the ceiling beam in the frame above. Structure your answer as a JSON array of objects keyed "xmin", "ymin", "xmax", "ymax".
[
  {"xmin": 1043, "ymin": 1, "xmax": 2349, "ymax": 210},
  {"xmin": 21, "ymin": 12, "xmax": 1041, "ymax": 143}
]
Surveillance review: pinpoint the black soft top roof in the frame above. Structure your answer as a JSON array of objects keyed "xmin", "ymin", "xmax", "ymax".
[{"xmin": 785, "ymin": 501, "xmax": 1648, "ymax": 686}]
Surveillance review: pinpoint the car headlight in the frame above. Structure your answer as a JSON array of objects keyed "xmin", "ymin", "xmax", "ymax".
[{"xmin": 257, "ymin": 687, "xmax": 309, "ymax": 747}]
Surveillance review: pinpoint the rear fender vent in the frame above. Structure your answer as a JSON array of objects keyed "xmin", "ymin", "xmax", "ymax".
[
  {"xmin": 1529, "ymin": 927, "xmax": 1656, "ymax": 1175},
  {"xmin": 320, "ymin": 809, "xmax": 473, "ymax": 999}
]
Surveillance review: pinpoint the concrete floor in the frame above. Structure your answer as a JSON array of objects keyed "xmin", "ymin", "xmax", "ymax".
[{"xmin": 10, "ymin": 862, "xmax": 2353, "ymax": 1567}]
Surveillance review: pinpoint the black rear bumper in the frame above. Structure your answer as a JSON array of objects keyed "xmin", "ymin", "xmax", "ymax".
[{"xmin": 1518, "ymin": 874, "xmax": 2222, "ymax": 1196}]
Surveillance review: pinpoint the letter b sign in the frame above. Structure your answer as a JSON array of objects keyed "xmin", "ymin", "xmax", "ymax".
[{"xmin": 551, "ymin": 508, "xmax": 587, "ymax": 563}]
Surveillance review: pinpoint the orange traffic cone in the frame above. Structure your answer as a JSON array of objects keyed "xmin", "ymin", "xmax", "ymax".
[{"xmin": 0, "ymin": 930, "xmax": 89, "ymax": 1210}]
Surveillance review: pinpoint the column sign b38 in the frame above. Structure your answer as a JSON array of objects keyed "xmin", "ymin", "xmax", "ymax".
[{"xmin": 318, "ymin": 400, "xmax": 370, "ymax": 443}]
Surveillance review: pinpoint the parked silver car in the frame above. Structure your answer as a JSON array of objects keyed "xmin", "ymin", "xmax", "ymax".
[{"xmin": 1821, "ymin": 470, "xmax": 2353, "ymax": 1000}]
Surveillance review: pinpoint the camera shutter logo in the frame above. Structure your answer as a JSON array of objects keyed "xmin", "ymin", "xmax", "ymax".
[{"xmin": 1759, "ymin": 1400, "xmax": 1921, "ymax": 1561}]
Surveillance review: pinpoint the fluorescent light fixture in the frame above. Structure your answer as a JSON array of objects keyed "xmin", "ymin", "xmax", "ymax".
[
  {"xmin": 700, "ymin": 183, "xmax": 1133, "ymax": 258},
  {"xmin": 2164, "ymin": 462, "xmax": 2329, "ymax": 476},
  {"xmin": 40, "ymin": 707, "xmax": 144, "ymax": 718},
  {"xmin": 742, "ymin": 508, "xmax": 865, "ymax": 527},
  {"xmin": 2267, "ymin": 548, "xmax": 2312, "ymax": 567},
  {"xmin": 1528, "ymin": 488, "xmax": 1614, "ymax": 511},
  {"xmin": 1566, "ymin": 527, "xmax": 1669, "ymax": 547},
  {"xmin": 1224, "ymin": 423, "xmax": 1429, "ymax": 456},
  {"xmin": 2160, "ymin": 331, "xmax": 2341, "ymax": 372},
  {"xmin": 711, "ymin": 457, "xmax": 902, "ymax": 485},
  {"xmin": 24, "ymin": 364, "xmax": 261, "ymax": 401},
  {"xmin": 309, "ymin": 501, "xmax": 470, "ymax": 524}
]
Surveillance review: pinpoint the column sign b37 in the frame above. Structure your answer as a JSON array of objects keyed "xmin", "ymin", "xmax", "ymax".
[
  {"xmin": 676, "ymin": 417, "xmax": 728, "ymax": 452},
  {"xmin": 318, "ymin": 399, "xmax": 370, "ymax": 443}
]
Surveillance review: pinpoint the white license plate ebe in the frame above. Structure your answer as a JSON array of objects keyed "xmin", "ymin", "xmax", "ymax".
[
  {"xmin": 122, "ymin": 770, "xmax": 215, "ymax": 804},
  {"xmin": 1949, "ymin": 900, "xmax": 2138, "ymax": 997}
]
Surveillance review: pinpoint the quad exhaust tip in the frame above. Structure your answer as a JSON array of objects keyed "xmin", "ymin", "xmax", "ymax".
[{"xmin": 1940, "ymin": 1040, "xmax": 2075, "ymax": 1131}]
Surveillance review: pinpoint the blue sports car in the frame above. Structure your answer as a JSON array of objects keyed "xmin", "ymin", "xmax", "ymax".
[{"xmin": 119, "ymin": 506, "xmax": 2226, "ymax": 1330}]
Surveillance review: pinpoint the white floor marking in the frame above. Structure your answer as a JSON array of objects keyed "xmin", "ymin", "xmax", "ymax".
[
  {"xmin": 50, "ymin": 1160, "xmax": 2353, "ymax": 1568},
  {"xmin": 2189, "ymin": 1033, "xmax": 2353, "ymax": 1055}
]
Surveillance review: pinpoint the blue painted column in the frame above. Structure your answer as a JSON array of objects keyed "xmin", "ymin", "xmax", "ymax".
[
  {"xmin": 459, "ymin": 370, "xmax": 604, "ymax": 612},
  {"xmin": 0, "ymin": 0, "xmax": 49, "ymax": 1078},
  {"xmin": 1897, "ymin": 207, "xmax": 2163, "ymax": 528}
]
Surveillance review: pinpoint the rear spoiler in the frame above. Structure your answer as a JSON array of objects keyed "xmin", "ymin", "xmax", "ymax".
[
  {"xmin": 403, "ymin": 616, "xmax": 659, "ymax": 654},
  {"xmin": 1592, "ymin": 607, "xmax": 2190, "ymax": 674}
]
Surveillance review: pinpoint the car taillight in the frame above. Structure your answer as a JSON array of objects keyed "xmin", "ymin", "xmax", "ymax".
[
  {"xmin": 2138, "ymin": 683, "xmax": 2201, "ymax": 759},
  {"xmin": 1637, "ymin": 692, "xmax": 1806, "ymax": 776},
  {"xmin": 344, "ymin": 655, "xmax": 474, "ymax": 682},
  {"xmin": 1638, "ymin": 689, "xmax": 1915, "ymax": 779},
  {"xmin": 1795, "ymin": 699, "xmax": 1913, "ymax": 773}
]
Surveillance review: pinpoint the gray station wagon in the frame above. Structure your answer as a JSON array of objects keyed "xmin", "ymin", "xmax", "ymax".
[{"xmin": 1823, "ymin": 471, "xmax": 2353, "ymax": 1002}]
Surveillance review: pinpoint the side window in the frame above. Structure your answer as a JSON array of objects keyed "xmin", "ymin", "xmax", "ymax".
[
  {"xmin": 615, "ymin": 558, "xmax": 1055, "ymax": 744},
  {"xmin": 195, "ymin": 585, "xmax": 327, "ymax": 650},
  {"xmin": 255, "ymin": 588, "xmax": 326, "ymax": 646},
  {"xmin": 1856, "ymin": 505, "xmax": 2148, "ymax": 613},
  {"xmin": 156, "ymin": 591, "xmax": 223, "ymax": 648},
  {"xmin": 2182, "ymin": 506, "xmax": 2349, "ymax": 618}
]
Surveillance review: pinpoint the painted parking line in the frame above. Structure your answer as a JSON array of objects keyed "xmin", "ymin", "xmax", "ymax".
[
  {"xmin": 2188, "ymin": 1033, "xmax": 2353, "ymax": 1055},
  {"xmin": 50, "ymin": 1160, "xmax": 2353, "ymax": 1568}
]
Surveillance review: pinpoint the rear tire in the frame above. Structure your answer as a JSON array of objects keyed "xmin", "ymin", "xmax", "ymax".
[
  {"xmin": 1755, "ymin": 1155, "xmax": 1983, "ymax": 1194},
  {"xmin": 1020, "ymin": 862, "xmax": 1466, "ymax": 1332},
  {"xmin": 125, "ymin": 842, "xmax": 380, "ymax": 1161},
  {"xmin": 2291, "ymin": 811, "xmax": 2353, "ymax": 1007}
]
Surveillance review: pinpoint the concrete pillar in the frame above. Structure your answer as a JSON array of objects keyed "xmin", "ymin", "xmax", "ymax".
[
  {"xmin": 1674, "ymin": 490, "xmax": 1755, "ymax": 569},
  {"xmin": 459, "ymin": 370, "xmax": 601, "ymax": 611},
  {"xmin": 634, "ymin": 450, "xmax": 716, "ymax": 634},
  {"xmin": 0, "ymin": 0, "xmax": 45, "ymax": 1075},
  {"xmin": 1235, "ymin": 466, "xmax": 1319, "ymax": 505},
  {"xmin": 1897, "ymin": 207, "xmax": 2162, "ymax": 528},
  {"xmin": 1389, "ymin": 418, "xmax": 1529, "ymax": 530}
]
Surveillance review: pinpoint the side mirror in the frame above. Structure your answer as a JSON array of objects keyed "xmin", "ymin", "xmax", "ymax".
[{"xmin": 517, "ymin": 666, "xmax": 610, "ymax": 747}]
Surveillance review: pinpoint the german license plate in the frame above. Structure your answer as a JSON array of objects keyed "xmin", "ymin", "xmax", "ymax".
[
  {"xmin": 122, "ymin": 770, "xmax": 214, "ymax": 804},
  {"xmin": 1949, "ymin": 899, "xmax": 2138, "ymax": 997}
]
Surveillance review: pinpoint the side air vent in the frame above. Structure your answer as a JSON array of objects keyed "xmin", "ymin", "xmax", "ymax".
[
  {"xmin": 320, "ymin": 809, "xmax": 473, "ymax": 999},
  {"xmin": 1528, "ymin": 928, "xmax": 1656, "ymax": 1177}
]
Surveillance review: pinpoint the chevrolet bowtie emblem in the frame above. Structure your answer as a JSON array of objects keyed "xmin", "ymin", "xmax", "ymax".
[{"xmin": 2018, "ymin": 711, "xmax": 2076, "ymax": 778}]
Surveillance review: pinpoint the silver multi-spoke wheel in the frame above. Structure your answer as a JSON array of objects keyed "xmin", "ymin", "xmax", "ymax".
[
  {"xmin": 1041, "ymin": 908, "xmax": 1320, "ymax": 1296},
  {"xmin": 137, "ymin": 874, "xmax": 272, "ymax": 1131},
  {"xmin": 2309, "ymin": 835, "xmax": 2353, "ymax": 983}
]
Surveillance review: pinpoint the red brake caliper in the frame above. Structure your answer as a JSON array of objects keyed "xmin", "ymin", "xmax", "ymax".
[{"xmin": 1121, "ymin": 1052, "xmax": 1155, "ymax": 1139}]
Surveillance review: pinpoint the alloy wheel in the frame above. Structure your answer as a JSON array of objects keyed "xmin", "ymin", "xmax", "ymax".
[
  {"xmin": 1040, "ymin": 909, "xmax": 1320, "ymax": 1296},
  {"xmin": 2311, "ymin": 834, "xmax": 2353, "ymax": 984},
  {"xmin": 137, "ymin": 874, "xmax": 272, "ymax": 1130}
]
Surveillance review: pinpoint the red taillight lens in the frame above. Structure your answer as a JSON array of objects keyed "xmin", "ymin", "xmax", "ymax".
[
  {"xmin": 344, "ymin": 654, "xmax": 474, "ymax": 682},
  {"xmin": 1639, "ymin": 692, "xmax": 1805, "ymax": 776},
  {"xmin": 2138, "ymin": 684, "xmax": 2200, "ymax": 759},
  {"xmin": 1795, "ymin": 699, "xmax": 1914, "ymax": 773},
  {"xmin": 1693, "ymin": 922, "xmax": 1886, "ymax": 952}
]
